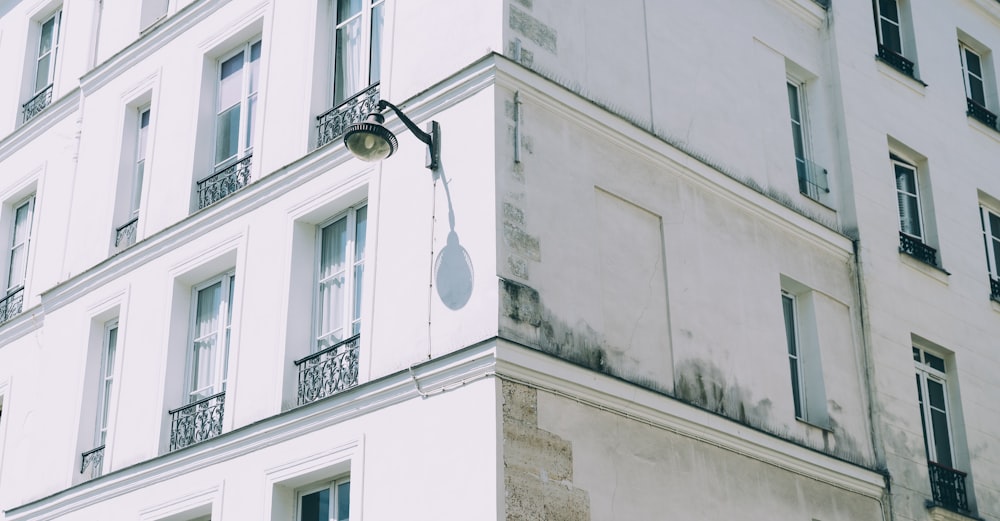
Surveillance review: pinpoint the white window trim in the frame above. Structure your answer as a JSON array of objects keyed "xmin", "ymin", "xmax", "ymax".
[
  {"xmin": 214, "ymin": 40, "xmax": 261, "ymax": 169},
  {"xmin": 32, "ymin": 9, "xmax": 62, "ymax": 96},
  {"xmin": 95, "ymin": 319, "xmax": 118, "ymax": 446},
  {"xmin": 914, "ymin": 347, "xmax": 956, "ymax": 467},
  {"xmin": 960, "ymin": 43, "xmax": 987, "ymax": 106},
  {"xmin": 296, "ymin": 476, "xmax": 351, "ymax": 521},
  {"xmin": 981, "ymin": 205, "xmax": 1000, "ymax": 280},
  {"xmin": 184, "ymin": 272, "xmax": 235, "ymax": 403},
  {"xmin": 313, "ymin": 203, "xmax": 366, "ymax": 352},
  {"xmin": 6, "ymin": 194, "xmax": 35, "ymax": 294},
  {"xmin": 330, "ymin": 0, "xmax": 385, "ymax": 106},
  {"xmin": 782, "ymin": 291, "xmax": 807, "ymax": 421},
  {"xmin": 892, "ymin": 156, "xmax": 925, "ymax": 241}
]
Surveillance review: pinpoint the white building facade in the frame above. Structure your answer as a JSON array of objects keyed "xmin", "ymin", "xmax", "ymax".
[{"xmin": 0, "ymin": 0, "xmax": 995, "ymax": 520}]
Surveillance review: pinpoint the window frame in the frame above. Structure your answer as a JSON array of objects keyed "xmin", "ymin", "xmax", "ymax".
[
  {"xmin": 960, "ymin": 43, "xmax": 987, "ymax": 107},
  {"xmin": 184, "ymin": 272, "xmax": 236, "ymax": 404},
  {"xmin": 130, "ymin": 106, "xmax": 151, "ymax": 220},
  {"xmin": 782, "ymin": 291, "xmax": 806, "ymax": 420},
  {"xmin": 6, "ymin": 195, "xmax": 35, "ymax": 294},
  {"xmin": 313, "ymin": 204, "xmax": 367, "ymax": 352},
  {"xmin": 893, "ymin": 156, "xmax": 924, "ymax": 242},
  {"xmin": 330, "ymin": 0, "xmax": 385, "ymax": 107},
  {"xmin": 874, "ymin": 0, "xmax": 903, "ymax": 56},
  {"xmin": 214, "ymin": 40, "xmax": 261, "ymax": 169},
  {"xmin": 32, "ymin": 9, "xmax": 62, "ymax": 96},
  {"xmin": 980, "ymin": 205, "xmax": 1000, "ymax": 281},
  {"xmin": 296, "ymin": 475, "xmax": 351, "ymax": 521},
  {"xmin": 95, "ymin": 319, "xmax": 119, "ymax": 446},
  {"xmin": 913, "ymin": 346, "xmax": 956, "ymax": 468}
]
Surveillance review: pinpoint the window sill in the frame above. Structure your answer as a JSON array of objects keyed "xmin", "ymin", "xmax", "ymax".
[
  {"xmin": 899, "ymin": 250, "xmax": 951, "ymax": 283},
  {"xmin": 875, "ymin": 57, "xmax": 927, "ymax": 93},
  {"xmin": 968, "ymin": 115, "xmax": 1000, "ymax": 144},
  {"xmin": 927, "ymin": 503, "xmax": 981, "ymax": 521}
]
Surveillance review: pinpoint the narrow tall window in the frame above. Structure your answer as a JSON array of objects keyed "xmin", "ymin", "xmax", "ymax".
[
  {"xmin": 980, "ymin": 205, "xmax": 1000, "ymax": 300},
  {"xmin": 97, "ymin": 321, "xmax": 118, "ymax": 445},
  {"xmin": 894, "ymin": 158, "xmax": 923, "ymax": 240},
  {"xmin": 782, "ymin": 292, "xmax": 805, "ymax": 420},
  {"xmin": 333, "ymin": 0, "xmax": 384, "ymax": 106},
  {"xmin": 23, "ymin": 10, "xmax": 61, "ymax": 122},
  {"xmin": 316, "ymin": 205, "xmax": 366, "ymax": 350},
  {"xmin": 187, "ymin": 274, "xmax": 235, "ymax": 403},
  {"xmin": 131, "ymin": 108, "xmax": 150, "ymax": 219},
  {"xmin": 788, "ymin": 82, "xmax": 807, "ymax": 193},
  {"xmin": 914, "ymin": 347, "xmax": 953, "ymax": 468},
  {"xmin": 961, "ymin": 45, "xmax": 986, "ymax": 108},
  {"xmin": 215, "ymin": 41, "xmax": 261, "ymax": 168},
  {"xmin": 300, "ymin": 477, "xmax": 350, "ymax": 521},
  {"xmin": 7, "ymin": 196, "xmax": 34, "ymax": 293}
]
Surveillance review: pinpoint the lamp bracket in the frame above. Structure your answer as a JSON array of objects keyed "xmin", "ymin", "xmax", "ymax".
[{"xmin": 377, "ymin": 100, "xmax": 440, "ymax": 170}]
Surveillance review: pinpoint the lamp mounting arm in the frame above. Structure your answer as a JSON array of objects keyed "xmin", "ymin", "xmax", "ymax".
[{"xmin": 377, "ymin": 100, "xmax": 441, "ymax": 170}]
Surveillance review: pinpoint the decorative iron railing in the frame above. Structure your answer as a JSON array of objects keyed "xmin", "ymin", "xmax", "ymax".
[
  {"xmin": 899, "ymin": 232, "xmax": 938, "ymax": 267},
  {"xmin": 114, "ymin": 218, "xmax": 138, "ymax": 252},
  {"xmin": 878, "ymin": 44, "xmax": 916, "ymax": 78},
  {"xmin": 295, "ymin": 334, "xmax": 360, "ymax": 405},
  {"xmin": 22, "ymin": 84, "xmax": 53, "ymax": 124},
  {"xmin": 316, "ymin": 83, "xmax": 380, "ymax": 149},
  {"xmin": 196, "ymin": 155, "xmax": 252, "ymax": 209},
  {"xmin": 796, "ymin": 157, "xmax": 830, "ymax": 203},
  {"xmin": 0, "ymin": 288, "xmax": 24, "ymax": 324},
  {"xmin": 967, "ymin": 98, "xmax": 998, "ymax": 129},
  {"xmin": 928, "ymin": 461, "xmax": 971, "ymax": 514},
  {"xmin": 168, "ymin": 391, "xmax": 225, "ymax": 451},
  {"xmin": 80, "ymin": 445, "xmax": 105, "ymax": 480},
  {"xmin": 991, "ymin": 277, "xmax": 1000, "ymax": 302}
]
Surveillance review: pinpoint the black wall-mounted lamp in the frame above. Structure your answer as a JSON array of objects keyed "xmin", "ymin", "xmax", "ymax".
[{"xmin": 344, "ymin": 100, "xmax": 440, "ymax": 171}]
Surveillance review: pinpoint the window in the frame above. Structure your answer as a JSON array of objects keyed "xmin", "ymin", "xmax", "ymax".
[
  {"xmin": 187, "ymin": 273, "xmax": 235, "ymax": 403},
  {"xmin": 782, "ymin": 292, "xmax": 805, "ymax": 420},
  {"xmin": 115, "ymin": 107, "xmax": 150, "ymax": 251},
  {"xmin": 960, "ymin": 42, "xmax": 998, "ymax": 129},
  {"xmin": 980, "ymin": 205, "xmax": 1000, "ymax": 301},
  {"xmin": 22, "ymin": 9, "xmax": 61, "ymax": 123},
  {"xmin": 332, "ymin": 0, "xmax": 384, "ymax": 107},
  {"xmin": 892, "ymin": 154, "xmax": 939, "ymax": 267},
  {"xmin": 779, "ymin": 282, "xmax": 829, "ymax": 427},
  {"xmin": 786, "ymin": 79, "xmax": 828, "ymax": 203},
  {"xmin": 873, "ymin": 0, "xmax": 916, "ymax": 78},
  {"xmin": 315, "ymin": 205, "xmax": 366, "ymax": 351},
  {"xmin": 913, "ymin": 347, "xmax": 972, "ymax": 513},
  {"xmin": 1, "ymin": 195, "xmax": 33, "ymax": 323},
  {"xmin": 299, "ymin": 477, "xmax": 350, "ymax": 521},
  {"xmin": 140, "ymin": 0, "xmax": 169, "ymax": 30},
  {"xmin": 96, "ymin": 321, "xmax": 118, "ymax": 446},
  {"xmin": 215, "ymin": 41, "xmax": 260, "ymax": 169}
]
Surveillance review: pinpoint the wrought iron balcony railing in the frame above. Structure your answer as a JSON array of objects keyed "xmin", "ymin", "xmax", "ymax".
[
  {"xmin": 991, "ymin": 276, "xmax": 1000, "ymax": 302},
  {"xmin": 0, "ymin": 288, "xmax": 25, "ymax": 324},
  {"xmin": 878, "ymin": 44, "xmax": 916, "ymax": 78},
  {"xmin": 196, "ymin": 155, "xmax": 252, "ymax": 210},
  {"xmin": 928, "ymin": 461, "xmax": 971, "ymax": 515},
  {"xmin": 316, "ymin": 83, "xmax": 380, "ymax": 149},
  {"xmin": 22, "ymin": 84, "xmax": 53, "ymax": 124},
  {"xmin": 796, "ymin": 157, "xmax": 830, "ymax": 203},
  {"xmin": 168, "ymin": 391, "xmax": 225, "ymax": 451},
  {"xmin": 967, "ymin": 98, "xmax": 998, "ymax": 129},
  {"xmin": 899, "ymin": 232, "xmax": 938, "ymax": 267},
  {"xmin": 295, "ymin": 334, "xmax": 360, "ymax": 406},
  {"xmin": 80, "ymin": 445, "xmax": 104, "ymax": 480},
  {"xmin": 114, "ymin": 217, "xmax": 138, "ymax": 253}
]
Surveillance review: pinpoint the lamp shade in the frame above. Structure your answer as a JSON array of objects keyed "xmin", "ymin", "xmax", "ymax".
[{"xmin": 344, "ymin": 116, "xmax": 398, "ymax": 162}]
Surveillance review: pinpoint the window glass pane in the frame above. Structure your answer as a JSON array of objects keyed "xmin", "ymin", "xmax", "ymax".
[
  {"xmin": 337, "ymin": 481, "xmax": 351, "ymax": 521},
  {"xmin": 7, "ymin": 245, "xmax": 24, "ymax": 290},
  {"xmin": 301, "ymin": 488, "xmax": 330, "ymax": 521},
  {"xmin": 969, "ymin": 77, "xmax": 986, "ymax": 105},
  {"xmin": 319, "ymin": 219, "xmax": 348, "ymax": 346},
  {"xmin": 898, "ymin": 194, "xmax": 921, "ymax": 237},
  {"xmin": 965, "ymin": 49, "xmax": 982, "ymax": 77},
  {"xmin": 335, "ymin": 17, "xmax": 363, "ymax": 105},
  {"xmin": 782, "ymin": 295, "xmax": 797, "ymax": 356},
  {"xmin": 878, "ymin": 0, "xmax": 899, "ymax": 22},
  {"xmin": 34, "ymin": 54, "xmax": 51, "ymax": 93},
  {"xmin": 894, "ymin": 164, "xmax": 916, "ymax": 194},
  {"xmin": 925, "ymin": 352, "xmax": 945, "ymax": 372},
  {"xmin": 106, "ymin": 327, "xmax": 118, "ymax": 374},
  {"xmin": 931, "ymin": 408, "xmax": 953, "ymax": 467},
  {"xmin": 245, "ymin": 94, "xmax": 257, "ymax": 152},
  {"xmin": 913, "ymin": 347, "xmax": 920, "ymax": 361},
  {"xmin": 927, "ymin": 378, "xmax": 946, "ymax": 409},
  {"xmin": 354, "ymin": 206, "xmax": 367, "ymax": 263},
  {"xmin": 38, "ymin": 17, "xmax": 55, "ymax": 55},
  {"xmin": 916, "ymin": 375, "xmax": 930, "ymax": 460},
  {"xmin": 337, "ymin": 0, "xmax": 362, "ymax": 23},
  {"xmin": 192, "ymin": 283, "xmax": 221, "ymax": 398},
  {"xmin": 131, "ymin": 161, "xmax": 145, "ymax": 216},
  {"xmin": 219, "ymin": 52, "xmax": 244, "ymax": 109},
  {"xmin": 369, "ymin": 2, "xmax": 384, "ymax": 85},
  {"xmin": 880, "ymin": 20, "xmax": 902, "ymax": 54},
  {"xmin": 215, "ymin": 106, "xmax": 240, "ymax": 165},
  {"xmin": 249, "ymin": 42, "xmax": 262, "ymax": 94},
  {"xmin": 789, "ymin": 358, "xmax": 802, "ymax": 417},
  {"xmin": 786, "ymin": 84, "xmax": 801, "ymax": 121},
  {"xmin": 352, "ymin": 263, "xmax": 363, "ymax": 332}
]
